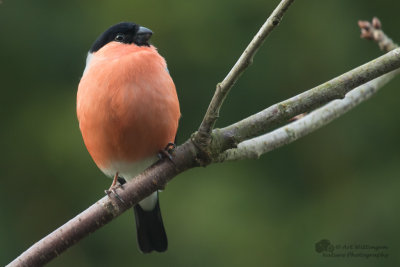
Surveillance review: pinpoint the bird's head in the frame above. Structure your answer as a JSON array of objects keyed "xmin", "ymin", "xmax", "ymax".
[{"xmin": 89, "ymin": 22, "xmax": 153, "ymax": 53}]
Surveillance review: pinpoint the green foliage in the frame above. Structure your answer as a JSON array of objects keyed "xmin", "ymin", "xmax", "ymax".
[{"xmin": 0, "ymin": 0, "xmax": 399, "ymax": 266}]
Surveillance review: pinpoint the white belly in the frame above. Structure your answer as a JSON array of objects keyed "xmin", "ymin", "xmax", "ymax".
[{"xmin": 100, "ymin": 156, "xmax": 158, "ymax": 180}]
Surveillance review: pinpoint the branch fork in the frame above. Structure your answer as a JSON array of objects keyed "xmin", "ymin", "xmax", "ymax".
[{"xmin": 193, "ymin": 0, "xmax": 296, "ymax": 152}]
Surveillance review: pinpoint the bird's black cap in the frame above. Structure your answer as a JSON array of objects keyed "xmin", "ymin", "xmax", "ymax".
[{"xmin": 89, "ymin": 22, "xmax": 153, "ymax": 53}]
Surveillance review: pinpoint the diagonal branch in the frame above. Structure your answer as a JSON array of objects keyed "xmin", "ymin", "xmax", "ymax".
[{"xmin": 194, "ymin": 0, "xmax": 295, "ymax": 151}]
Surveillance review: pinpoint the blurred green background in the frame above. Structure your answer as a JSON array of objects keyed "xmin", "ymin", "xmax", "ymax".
[{"xmin": 1, "ymin": 0, "xmax": 399, "ymax": 266}]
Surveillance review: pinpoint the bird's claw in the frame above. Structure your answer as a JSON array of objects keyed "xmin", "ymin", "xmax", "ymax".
[
  {"xmin": 158, "ymin": 142, "xmax": 176, "ymax": 161},
  {"xmin": 105, "ymin": 187, "xmax": 126, "ymax": 205},
  {"xmin": 165, "ymin": 142, "xmax": 176, "ymax": 152}
]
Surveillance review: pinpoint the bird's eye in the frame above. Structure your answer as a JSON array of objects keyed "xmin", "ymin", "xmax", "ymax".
[{"xmin": 115, "ymin": 34, "xmax": 125, "ymax": 42}]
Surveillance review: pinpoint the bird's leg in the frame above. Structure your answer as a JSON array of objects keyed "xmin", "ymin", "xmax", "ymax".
[
  {"xmin": 104, "ymin": 172, "xmax": 119, "ymax": 195},
  {"xmin": 108, "ymin": 172, "xmax": 119, "ymax": 190}
]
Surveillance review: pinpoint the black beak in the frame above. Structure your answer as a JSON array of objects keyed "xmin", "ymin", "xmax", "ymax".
[{"xmin": 135, "ymin": 26, "xmax": 153, "ymax": 46}]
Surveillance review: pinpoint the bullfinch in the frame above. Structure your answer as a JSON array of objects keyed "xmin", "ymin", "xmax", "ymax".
[{"xmin": 76, "ymin": 22, "xmax": 180, "ymax": 253}]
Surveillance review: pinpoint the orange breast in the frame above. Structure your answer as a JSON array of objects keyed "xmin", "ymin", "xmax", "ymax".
[{"xmin": 77, "ymin": 43, "xmax": 180, "ymax": 171}]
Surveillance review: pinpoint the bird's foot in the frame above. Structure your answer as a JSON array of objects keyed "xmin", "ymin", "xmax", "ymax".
[
  {"xmin": 105, "ymin": 188, "xmax": 126, "ymax": 205},
  {"xmin": 105, "ymin": 173, "xmax": 126, "ymax": 205},
  {"xmin": 165, "ymin": 142, "xmax": 176, "ymax": 152},
  {"xmin": 158, "ymin": 142, "xmax": 176, "ymax": 161}
]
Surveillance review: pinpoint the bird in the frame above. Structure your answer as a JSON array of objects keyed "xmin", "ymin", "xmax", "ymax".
[{"xmin": 76, "ymin": 22, "xmax": 180, "ymax": 253}]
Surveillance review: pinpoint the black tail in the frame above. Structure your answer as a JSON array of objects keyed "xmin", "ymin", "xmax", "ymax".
[{"xmin": 133, "ymin": 194, "xmax": 168, "ymax": 253}]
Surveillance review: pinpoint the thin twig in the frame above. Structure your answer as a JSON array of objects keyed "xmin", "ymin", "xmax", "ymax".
[
  {"xmin": 358, "ymin": 17, "xmax": 397, "ymax": 51},
  {"xmin": 194, "ymin": 0, "xmax": 295, "ymax": 150}
]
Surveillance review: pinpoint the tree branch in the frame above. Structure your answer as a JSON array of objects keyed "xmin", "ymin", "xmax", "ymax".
[
  {"xmin": 7, "ymin": 14, "xmax": 400, "ymax": 267},
  {"xmin": 216, "ymin": 18, "xmax": 399, "ymax": 161},
  {"xmin": 218, "ymin": 68, "xmax": 400, "ymax": 161},
  {"xmin": 194, "ymin": 0, "xmax": 295, "ymax": 154},
  {"xmin": 211, "ymin": 46, "xmax": 400, "ymax": 156}
]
